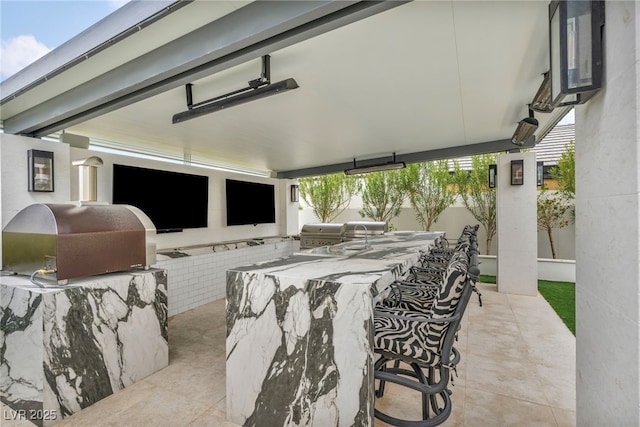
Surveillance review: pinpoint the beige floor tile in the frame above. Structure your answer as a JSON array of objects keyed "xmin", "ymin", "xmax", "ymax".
[
  {"xmin": 465, "ymin": 352, "xmax": 549, "ymax": 406},
  {"xmin": 187, "ymin": 407, "xmax": 239, "ymax": 427},
  {"xmin": 145, "ymin": 360, "xmax": 226, "ymax": 407},
  {"xmin": 463, "ymin": 388, "xmax": 557, "ymax": 426},
  {"xmin": 57, "ymin": 379, "xmax": 215, "ymax": 427},
  {"xmin": 552, "ymin": 407, "xmax": 577, "ymax": 427},
  {"xmin": 534, "ymin": 365, "xmax": 576, "ymax": 412}
]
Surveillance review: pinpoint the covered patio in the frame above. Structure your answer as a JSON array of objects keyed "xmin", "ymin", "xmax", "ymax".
[
  {"xmin": 0, "ymin": 282, "xmax": 574, "ymax": 426},
  {"xmin": 1, "ymin": 1, "xmax": 638, "ymax": 425}
]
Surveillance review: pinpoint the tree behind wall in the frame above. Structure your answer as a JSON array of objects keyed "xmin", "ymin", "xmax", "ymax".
[
  {"xmin": 538, "ymin": 140, "xmax": 575, "ymax": 258},
  {"xmin": 537, "ymin": 187, "xmax": 572, "ymax": 259},
  {"xmin": 550, "ymin": 140, "xmax": 576, "ymax": 222},
  {"xmin": 551, "ymin": 140, "xmax": 575, "ymax": 196},
  {"xmin": 404, "ymin": 160, "xmax": 456, "ymax": 231},
  {"xmin": 298, "ymin": 173, "xmax": 360, "ymax": 223},
  {"xmin": 453, "ymin": 154, "xmax": 497, "ymax": 254},
  {"xmin": 359, "ymin": 170, "xmax": 406, "ymax": 225}
]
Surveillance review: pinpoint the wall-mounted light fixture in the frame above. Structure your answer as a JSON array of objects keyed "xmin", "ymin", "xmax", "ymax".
[
  {"xmin": 290, "ymin": 184, "xmax": 299, "ymax": 203},
  {"xmin": 537, "ymin": 161, "xmax": 544, "ymax": 186},
  {"xmin": 549, "ymin": 0, "xmax": 604, "ymax": 108},
  {"xmin": 488, "ymin": 164, "xmax": 497, "ymax": 189},
  {"xmin": 344, "ymin": 152, "xmax": 406, "ymax": 175},
  {"xmin": 511, "ymin": 159, "xmax": 524, "ymax": 185},
  {"xmin": 28, "ymin": 149, "xmax": 54, "ymax": 192},
  {"xmin": 511, "ymin": 108, "xmax": 539, "ymax": 146}
]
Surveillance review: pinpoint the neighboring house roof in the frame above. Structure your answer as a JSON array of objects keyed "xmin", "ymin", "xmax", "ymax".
[
  {"xmin": 449, "ymin": 123, "xmax": 575, "ymax": 170},
  {"xmin": 529, "ymin": 123, "xmax": 575, "ymax": 166}
]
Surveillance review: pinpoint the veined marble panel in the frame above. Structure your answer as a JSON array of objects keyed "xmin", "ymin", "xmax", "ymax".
[
  {"xmin": 0, "ymin": 269, "xmax": 168, "ymax": 426},
  {"xmin": 226, "ymin": 232, "xmax": 440, "ymax": 427}
]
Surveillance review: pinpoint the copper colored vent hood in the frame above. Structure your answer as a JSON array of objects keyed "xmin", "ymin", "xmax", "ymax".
[{"xmin": 2, "ymin": 203, "xmax": 156, "ymax": 283}]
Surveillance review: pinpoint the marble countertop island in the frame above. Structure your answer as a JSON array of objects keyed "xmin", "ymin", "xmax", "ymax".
[
  {"xmin": 0, "ymin": 269, "xmax": 168, "ymax": 426},
  {"xmin": 225, "ymin": 231, "xmax": 441, "ymax": 427}
]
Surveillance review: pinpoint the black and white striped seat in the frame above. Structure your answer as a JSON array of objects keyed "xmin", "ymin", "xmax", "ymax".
[
  {"xmin": 373, "ymin": 249, "xmax": 479, "ymax": 427},
  {"xmin": 375, "ymin": 254, "xmax": 468, "ymax": 365}
]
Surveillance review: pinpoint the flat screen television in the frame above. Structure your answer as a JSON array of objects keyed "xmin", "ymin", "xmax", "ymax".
[
  {"xmin": 112, "ymin": 164, "xmax": 209, "ymax": 233},
  {"xmin": 226, "ymin": 179, "xmax": 275, "ymax": 226}
]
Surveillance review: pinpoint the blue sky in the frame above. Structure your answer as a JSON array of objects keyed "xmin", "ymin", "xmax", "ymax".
[{"xmin": 0, "ymin": 0, "xmax": 128, "ymax": 81}]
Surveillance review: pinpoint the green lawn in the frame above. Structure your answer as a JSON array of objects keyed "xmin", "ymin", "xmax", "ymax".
[{"xmin": 478, "ymin": 275, "xmax": 575, "ymax": 335}]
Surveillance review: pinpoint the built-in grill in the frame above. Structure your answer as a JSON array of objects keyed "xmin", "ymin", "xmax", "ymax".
[
  {"xmin": 299, "ymin": 221, "xmax": 388, "ymax": 249},
  {"xmin": 2, "ymin": 203, "xmax": 156, "ymax": 283},
  {"xmin": 342, "ymin": 221, "xmax": 388, "ymax": 241},
  {"xmin": 299, "ymin": 223, "xmax": 345, "ymax": 249}
]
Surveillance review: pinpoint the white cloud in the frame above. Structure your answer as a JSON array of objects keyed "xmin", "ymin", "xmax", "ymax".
[{"xmin": 1, "ymin": 35, "xmax": 51, "ymax": 80}]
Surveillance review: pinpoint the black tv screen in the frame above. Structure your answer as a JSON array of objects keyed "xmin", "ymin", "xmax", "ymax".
[
  {"xmin": 226, "ymin": 179, "xmax": 275, "ymax": 226},
  {"xmin": 112, "ymin": 164, "xmax": 209, "ymax": 232}
]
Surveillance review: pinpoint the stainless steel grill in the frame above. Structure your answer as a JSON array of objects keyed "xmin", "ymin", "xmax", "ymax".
[
  {"xmin": 342, "ymin": 221, "xmax": 388, "ymax": 241},
  {"xmin": 2, "ymin": 203, "xmax": 156, "ymax": 282},
  {"xmin": 300, "ymin": 221, "xmax": 388, "ymax": 249},
  {"xmin": 299, "ymin": 223, "xmax": 344, "ymax": 249}
]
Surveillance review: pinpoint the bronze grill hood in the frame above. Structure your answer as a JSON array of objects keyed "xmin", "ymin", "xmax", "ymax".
[{"xmin": 2, "ymin": 203, "xmax": 156, "ymax": 282}]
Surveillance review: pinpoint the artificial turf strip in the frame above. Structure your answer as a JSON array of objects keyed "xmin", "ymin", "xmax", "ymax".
[
  {"xmin": 477, "ymin": 275, "xmax": 575, "ymax": 336},
  {"xmin": 538, "ymin": 280, "xmax": 575, "ymax": 336},
  {"xmin": 479, "ymin": 274, "xmax": 497, "ymax": 284}
]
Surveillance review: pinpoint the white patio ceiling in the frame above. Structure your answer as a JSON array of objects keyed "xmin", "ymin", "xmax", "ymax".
[{"xmin": 0, "ymin": 0, "xmax": 568, "ymax": 178}]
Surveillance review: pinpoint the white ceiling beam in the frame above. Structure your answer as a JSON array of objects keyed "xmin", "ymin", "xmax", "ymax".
[{"xmin": 276, "ymin": 136, "xmax": 536, "ymax": 179}]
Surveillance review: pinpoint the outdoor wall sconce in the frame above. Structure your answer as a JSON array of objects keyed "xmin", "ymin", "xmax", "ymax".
[
  {"xmin": 511, "ymin": 108, "xmax": 538, "ymax": 146},
  {"xmin": 488, "ymin": 164, "xmax": 497, "ymax": 189},
  {"xmin": 549, "ymin": 0, "xmax": 604, "ymax": 108},
  {"xmin": 28, "ymin": 149, "xmax": 54, "ymax": 192},
  {"xmin": 537, "ymin": 161, "xmax": 544, "ymax": 186},
  {"xmin": 511, "ymin": 160, "xmax": 524, "ymax": 186},
  {"xmin": 290, "ymin": 184, "xmax": 299, "ymax": 202}
]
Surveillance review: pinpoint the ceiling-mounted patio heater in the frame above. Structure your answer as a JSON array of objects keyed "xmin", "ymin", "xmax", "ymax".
[
  {"xmin": 549, "ymin": 0, "xmax": 604, "ymax": 108},
  {"xmin": 172, "ymin": 55, "xmax": 298, "ymax": 124}
]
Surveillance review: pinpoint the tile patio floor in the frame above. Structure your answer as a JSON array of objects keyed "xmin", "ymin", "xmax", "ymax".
[{"xmin": 2, "ymin": 282, "xmax": 576, "ymax": 426}]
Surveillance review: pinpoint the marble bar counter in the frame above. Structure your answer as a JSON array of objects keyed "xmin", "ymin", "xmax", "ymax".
[
  {"xmin": 226, "ymin": 231, "xmax": 442, "ymax": 427},
  {"xmin": 0, "ymin": 269, "xmax": 168, "ymax": 427}
]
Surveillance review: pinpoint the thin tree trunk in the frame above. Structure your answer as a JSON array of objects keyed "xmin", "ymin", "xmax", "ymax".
[{"xmin": 547, "ymin": 227, "xmax": 557, "ymax": 259}]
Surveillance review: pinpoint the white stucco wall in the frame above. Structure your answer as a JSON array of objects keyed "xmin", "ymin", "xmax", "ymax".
[{"xmin": 0, "ymin": 134, "xmax": 72, "ymax": 263}]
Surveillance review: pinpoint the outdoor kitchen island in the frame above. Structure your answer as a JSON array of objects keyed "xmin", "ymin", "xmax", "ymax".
[
  {"xmin": 0, "ymin": 268, "xmax": 168, "ymax": 427},
  {"xmin": 225, "ymin": 231, "xmax": 442, "ymax": 427}
]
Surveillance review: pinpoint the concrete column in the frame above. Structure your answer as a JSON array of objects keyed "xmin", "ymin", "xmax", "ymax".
[
  {"xmin": 496, "ymin": 152, "xmax": 537, "ymax": 296},
  {"xmin": 575, "ymin": 2, "xmax": 640, "ymax": 424}
]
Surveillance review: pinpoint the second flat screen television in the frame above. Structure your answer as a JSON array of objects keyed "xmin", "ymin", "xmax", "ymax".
[{"xmin": 226, "ymin": 179, "xmax": 275, "ymax": 226}]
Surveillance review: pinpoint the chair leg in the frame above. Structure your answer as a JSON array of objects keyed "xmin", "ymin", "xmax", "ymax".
[
  {"xmin": 376, "ymin": 362, "xmax": 387, "ymax": 398},
  {"xmin": 374, "ymin": 362, "xmax": 453, "ymax": 427}
]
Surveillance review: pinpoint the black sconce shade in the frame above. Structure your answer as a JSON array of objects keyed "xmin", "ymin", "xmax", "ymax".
[
  {"xmin": 488, "ymin": 164, "xmax": 497, "ymax": 189},
  {"xmin": 537, "ymin": 161, "xmax": 544, "ymax": 186}
]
